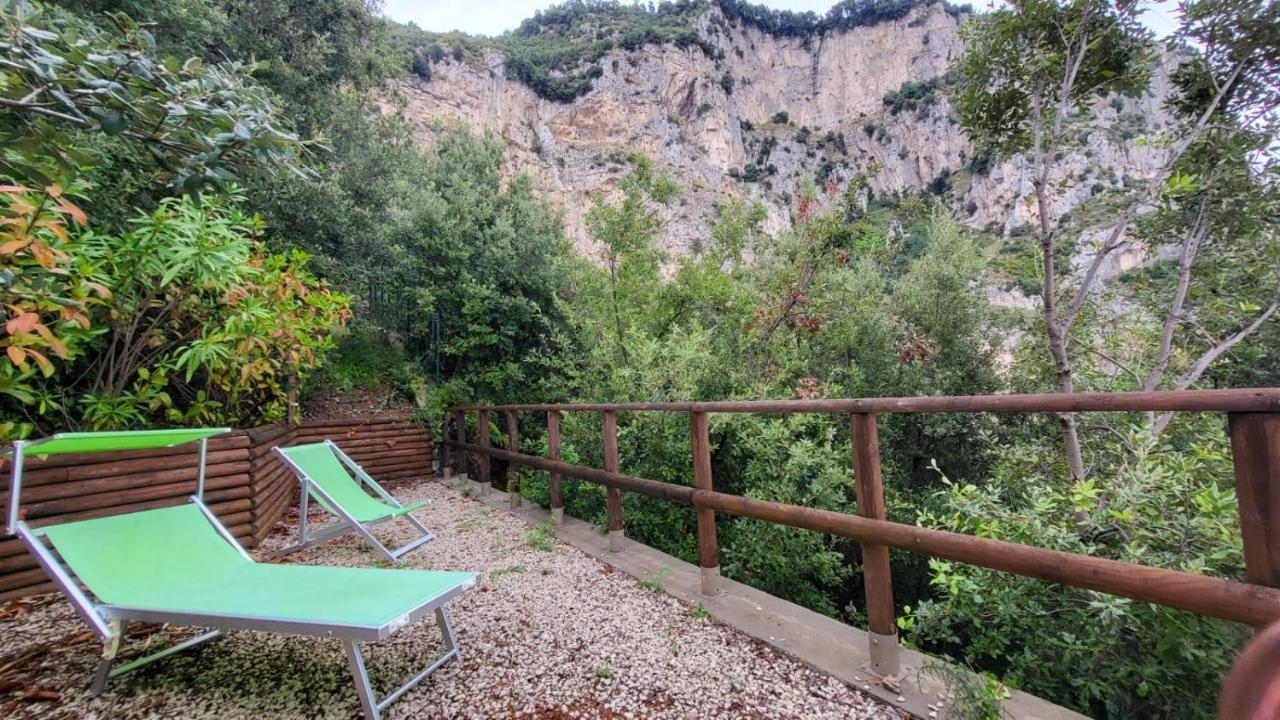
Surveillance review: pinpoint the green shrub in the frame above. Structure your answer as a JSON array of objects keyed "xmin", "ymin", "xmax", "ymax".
[{"xmin": 907, "ymin": 420, "xmax": 1249, "ymax": 718}]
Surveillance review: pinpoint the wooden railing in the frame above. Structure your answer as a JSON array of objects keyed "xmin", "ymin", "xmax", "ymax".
[{"xmin": 445, "ymin": 389, "xmax": 1280, "ymax": 680}]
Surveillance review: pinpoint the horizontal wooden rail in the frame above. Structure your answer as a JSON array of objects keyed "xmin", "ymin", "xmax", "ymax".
[
  {"xmin": 445, "ymin": 437, "xmax": 1280, "ymax": 627},
  {"xmin": 693, "ymin": 490, "xmax": 1280, "ymax": 627},
  {"xmin": 449, "ymin": 388, "xmax": 1280, "ymax": 414},
  {"xmin": 447, "ymin": 440, "xmax": 695, "ymax": 505}
]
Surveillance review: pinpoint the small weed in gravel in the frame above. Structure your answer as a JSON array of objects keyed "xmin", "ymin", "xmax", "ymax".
[
  {"xmin": 526, "ymin": 522, "xmax": 557, "ymax": 551},
  {"xmin": 593, "ymin": 667, "xmax": 615, "ymax": 679},
  {"xmin": 690, "ymin": 604, "xmax": 711, "ymax": 620},
  {"xmin": 638, "ymin": 567, "xmax": 670, "ymax": 593},
  {"xmin": 491, "ymin": 564, "xmax": 526, "ymax": 578}
]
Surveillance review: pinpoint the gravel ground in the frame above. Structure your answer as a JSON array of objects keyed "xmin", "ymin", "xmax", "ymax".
[{"xmin": 0, "ymin": 480, "xmax": 903, "ymax": 720}]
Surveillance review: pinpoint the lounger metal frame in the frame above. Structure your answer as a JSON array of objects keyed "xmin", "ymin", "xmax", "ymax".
[
  {"xmin": 273, "ymin": 440, "xmax": 434, "ymax": 562},
  {"xmin": 5, "ymin": 435, "xmax": 471, "ymax": 720}
]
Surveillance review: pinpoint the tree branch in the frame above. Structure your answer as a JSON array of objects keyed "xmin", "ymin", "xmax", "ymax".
[
  {"xmin": 1060, "ymin": 58, "xmax": 1248, "ymax": 332},
  {"xmin": 1140, "ymin": 194, "xmax": 1210, "ymax": 392}
]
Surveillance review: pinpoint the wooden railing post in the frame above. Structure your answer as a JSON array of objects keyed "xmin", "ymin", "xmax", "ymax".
[
  {"xmin": 506, "ymin": 410, "xmax": 520, "ymax": 508},
  {"xmin": 690, "ymin": 411, "xmax": 720, "ymax": 596},
  {"xmin": 851, "ymin": 413, "xmax": 899, "ymax": 677},
  {"xmin": 440, "ymin": 413, "xmax": 452, "ymax": 479},
  {"xmin": 548, "ymin": 411, "xmax": 564, "ymax": 524},
  {"xmin": 603, "ymin": 410, "xmax": 623, "ymax": 551},
  {"xmin": 1228, "ymin": 413, "xmax": 1280, "ymax": 589},
  {"xmin": 453, "ymin": 411, "xmax": 466, "ymax": 479},
  {"xmin": 477, "ymin": 410, "xmax": 491, "ymax": 495}
]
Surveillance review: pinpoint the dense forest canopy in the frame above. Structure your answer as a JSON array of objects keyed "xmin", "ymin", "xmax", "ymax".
[{"xmin": 2, "ymin": 0, "xmax": 1278, "ymax": 717}]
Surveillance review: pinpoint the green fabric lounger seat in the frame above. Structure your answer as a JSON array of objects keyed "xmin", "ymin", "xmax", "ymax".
[
  {"xmin": 5, "ymin": 429, "xmax": 476, "ymax": 720},
  {"xmin": 273, "ymin": 441, "xmax": 436, "ymax": 562}
]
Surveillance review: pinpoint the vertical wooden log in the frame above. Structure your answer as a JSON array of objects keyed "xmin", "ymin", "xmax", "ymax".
[
  {"xmin": 548, "ymin": 411, "xmax": 564, "ymax": 524},
  {"xmin": 441, "ymin": 413, "xmax": 452, "ymax": 480},
  {"xmin": 477, "ymin": 410, "xmax": 491, "ymax": 496},
  {"xmin": 851, "ymin": 413, "xmax": 899, "ymax": 677},
  {"xmin": 506, "ymin": 411, "xmax": 521, "ymax": 508},
  {"xmin": 1228, "ymin": 413, "xmax": 1280, "ymax": 589},
  {"xmin": 454, "ymin": 411, "xmax": 467, "ymax": 478},
  {"xmin": 690, "ymin": 411, "xmax": 720, "ymax": 596},
  {"xmin": 603, "ymin": 410, "xmax": 623, "ymax": 552}
]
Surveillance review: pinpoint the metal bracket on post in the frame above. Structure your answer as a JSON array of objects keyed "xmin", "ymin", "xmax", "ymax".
[
  {"xmin": 700, "ymin": 565, "xmax": 721, "ymax": 597},
  {"xmin": 867, "ymin": 630, "xmax": 901, "ymax": 678}
]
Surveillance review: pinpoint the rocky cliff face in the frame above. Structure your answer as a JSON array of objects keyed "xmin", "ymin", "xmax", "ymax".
[{"xmin": 381, "ymin": 4, "xmax": 1175, "ymax": 272}]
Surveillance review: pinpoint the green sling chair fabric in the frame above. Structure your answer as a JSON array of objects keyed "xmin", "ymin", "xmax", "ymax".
[
  {"xmin": 277, "ymin": 443, "xmax": 427, "ymax": 523},
  {"xmin": 42, "ymin": 504, "xmax": 470, "ymax": 629},
  {"xmin": 5, "ymin": 428, "xmax": 230, "ymax": 457}
]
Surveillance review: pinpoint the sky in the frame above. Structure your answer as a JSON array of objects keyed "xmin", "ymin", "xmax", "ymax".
[{"xmin": 381, "ymin": 0, "xmax": 1180, "ymax": 38}]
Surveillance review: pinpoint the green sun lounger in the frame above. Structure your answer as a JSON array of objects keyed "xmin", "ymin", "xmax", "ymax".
[
  {"xmin": 273, "ymin": 441, "xmax": 435, "ymax": 562},
  {"xmin": 5, "ymin": 430, "xmax": 476, "ymax": 720}
]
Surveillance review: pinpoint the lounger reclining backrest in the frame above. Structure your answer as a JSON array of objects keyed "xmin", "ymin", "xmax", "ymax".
[
  {"xmin": 277, "ymin": 443, "xmax": 402, "ymax": 522},
  {"xmin": 42, "ymin": 504, "xmax": 246, "ymax": 606}
]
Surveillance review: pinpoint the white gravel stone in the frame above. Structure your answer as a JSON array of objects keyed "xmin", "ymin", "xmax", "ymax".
[{"xmin": 0, "ymin": 480, "xmax": 903, "ymax": 720}]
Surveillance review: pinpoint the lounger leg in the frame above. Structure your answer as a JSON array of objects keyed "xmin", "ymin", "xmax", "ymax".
[
  {"xmin": 91, "ymin": 623, "xmax": 223, "ymax": 695},
  {"xmin": 437, "ymin": 607, "xmax": 458, "ymax": 660},
  {"xmin": 341, "ymin": 607, "xmax": 463, "ymax": 720},
  {"xmin": 270, "ymin": 520, "xmax": 354, "ymax": 559},
  {"xmin": 351, "ymin": 522, "xmax": 397, "ymax": 563},
  {"xmin": 344, "ymin": 640, "xmax": 381, "ymax": 720},
  {"xmin": 90, "ymin": 619, "xmax": 124, "ymax": 695},
  {"xmin": 298, "ymin": 481, "xmax": 310, "ymax": 546},
  {"xmin": 388, "ymin": 515, "xmax": 436, "ymax": 560}
]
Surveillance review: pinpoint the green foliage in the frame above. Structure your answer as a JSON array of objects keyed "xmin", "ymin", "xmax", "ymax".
[
  {"xmin": 881, "ymin": 73, "xmax": 951, "ymax": 117},
  {"xmin": 718, "ymin": 0, "xmax": 971, "ymax": 37},
  {"xmin": 0, "ymin": 184, "xmax": 102, "ymax": 425},
  {"xmin": 74, "ymin": 193, "xmax": 348, "ymax": 428},
  {"xmin": 921, "ymin": 661, "xmax": 1010, "ymax": 720},
  {"xmin": 549, "ymin": 170, "xmax": 1008, "ymax": 617},
  {"xmin": 952, "ymin": 0, "xmax": 1151, "ymax": 155},
  {"xmin": 719, "ymin": 71, "xmax": 734, "ymax": 94},
  {"xmin": 907, "ymin": 419, "xmax": 1249, "ymax": 718},
  {"xmin": 0, "ymin": 1, "xmax": 310, "ymax": 191},
  {"xmin": 304, "ymin": 323, "xmax": 414, "ymax": 396},
  {"xmin": 526, "ymin": 521, "xmax": 558, "ymax": 551},
  {"xmin": 637, "ymin": 566, "xmax": 670, "ymax": 592}
]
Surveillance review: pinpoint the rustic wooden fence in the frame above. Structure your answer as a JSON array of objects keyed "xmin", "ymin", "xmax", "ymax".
[
  {"xmin": 0, "ymin": 415, "xmax": 432, "ymax": 600},
  {"xmin": 446, "ymin": 389, "xmax": 1280, "ymax": 681}
]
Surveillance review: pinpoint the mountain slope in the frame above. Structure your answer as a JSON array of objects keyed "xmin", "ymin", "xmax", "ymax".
[{"xmin": 381, "ymin": 1, "xmax": 1176, "ymax": 266}]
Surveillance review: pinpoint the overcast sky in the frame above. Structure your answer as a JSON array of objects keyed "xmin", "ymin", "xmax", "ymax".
[{"xmin": 382, "ymin": 0, "xmax": 1179, "ymax": 38}]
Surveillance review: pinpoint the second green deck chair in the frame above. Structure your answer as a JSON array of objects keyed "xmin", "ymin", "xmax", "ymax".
[{"xmin": 274, "ymin": 440, "xmax": 434, "ymax": 562}]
